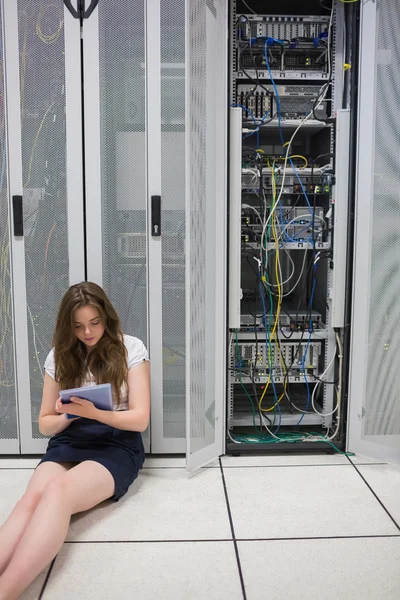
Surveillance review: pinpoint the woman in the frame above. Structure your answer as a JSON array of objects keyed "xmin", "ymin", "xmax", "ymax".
[{"xmin": 0, "ymin": 282, "xmax": 150, "ymax": 599}]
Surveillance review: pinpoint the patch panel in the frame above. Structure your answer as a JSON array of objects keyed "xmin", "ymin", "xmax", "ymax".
[
  {"xmin": 237, "ymin": 14, "xmax": 330, "ymax": 75},
  {"xmin": 238, "ymin": 310, "xmax": 323, "ymax": 332},
  {"xmin": 231, "ymin": 339, "xmax": 322, "ymax": 381},
  {"xmin": 237, "ymin": 84, "xmax": 329, "ymax": 121}
]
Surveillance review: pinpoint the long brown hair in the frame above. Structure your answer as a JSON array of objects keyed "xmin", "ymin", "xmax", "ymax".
[{"xmin": 53, "ymin": 282, "xmax": 127, "ymax": 405}]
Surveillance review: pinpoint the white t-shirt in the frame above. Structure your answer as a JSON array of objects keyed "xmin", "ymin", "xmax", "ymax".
[{"xmin": 44, "ymin": 334, "xmax": 149, "ymax": 411}]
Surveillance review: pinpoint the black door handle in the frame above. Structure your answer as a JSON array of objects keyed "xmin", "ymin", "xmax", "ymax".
[
  {"xmin": 84, "ymin": 0, "xmax": 100, "ymax": 19},
  {"xmin": 151, "ymin": 195, "xmax": 161, "ymax": 237},
  {"xmin": 63, "ymin": 0, "xmax": 99, "ymax": 19},
  {"xmin": 63, "ymin": 0, "xmax": 81, "ymax": 18},
  {"xmin": 13, "ymin": 195, "xmax": 23, "ymax": 237}
]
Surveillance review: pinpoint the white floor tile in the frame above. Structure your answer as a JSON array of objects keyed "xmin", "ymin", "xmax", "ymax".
[
  {"xmin": 0, "ymin": 470, "xmax": 31, "ymax": 526},
  {"xmin": 221, "ymin": 453, "xmax": 349, "ymax": 467},
  {"xmin": 238, "ymin": 537, "xmax": 400, "ymax": 600},
  {"xmin": 357, "ymin": 464, "xmax": 400, "ymax": 527},
  {"xmin": 19, "ymin": 568, "xmax": 49, "ymax": 600},
  {"xmin": 67, "ymin": 468, "xmax": 231, "ymax": 541},
  {"xmin": 42, "ymin": 542, "xmax": 243, "ymax": 600},
  {"xmin": 144, "ymin": 456, "xmax": 219, "ymax": 468},
  {"xmin": 0, "ymin": 458, "xmax": 40, "ymax": 469},
  {"xmin": 224, "ymin": 466, "xmax": 399, "ymax": 539},
  {"xmin": 144, "ymin": 456, "xmax": 186, "ymax": 468}
]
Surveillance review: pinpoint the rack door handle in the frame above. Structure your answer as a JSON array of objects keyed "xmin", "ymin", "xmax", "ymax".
[
  {"xmin": 63, "ymin": 0, "xmax": 99, "ymax": 19},
  {"xmin": 63, "ymin": 0, "xmax": 81, "ymax": 18},
  {"xmin": 151, "ymin": 195, "xmax": 161, "ymax": 237},
  {"xmin": 84, "ymin": 0, "xmax": 100, "ymax": 18},
  {"xmin": 13, "ymin": 195, "xmax": 23, "ymax": 237}
]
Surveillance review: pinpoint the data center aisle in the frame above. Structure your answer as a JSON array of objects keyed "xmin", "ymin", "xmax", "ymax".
[{"xmin": 0, "ymin": 454, "xmax": 399, "ymax": 599}]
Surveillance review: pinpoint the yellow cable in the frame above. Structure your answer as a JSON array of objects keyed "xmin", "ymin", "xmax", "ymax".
[
  {"xmin": 340, "ymin": 0, "xmax": 358, "ymax": 3},
  {"xmin": 36, "ymin": 3, "xmax": 64, "ymax": 44},
  {"xmin": 24, "ymin": 103, "xmax": 55, "ymax": 188},
  {"xmin": 274, "ymin": 154, "xmax": 308, "ymax": 169},
  {"xmin": 259, "ymin": 165, "xmax": 287, "ymax": 412}
]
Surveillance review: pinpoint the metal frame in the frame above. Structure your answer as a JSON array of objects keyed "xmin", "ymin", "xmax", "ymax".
[
  {"xmin": 228, "ymin": 1, "xmax": 342, "ymax": 437},
  {"xmin": 321, "ymin": 0, "xmax": 345, "ymax": 431},
  {"xmin": 3, "ymin": 0, "xmax": 39, "ymax": 453},
  {"xmin": 331, "ymin": 109, "xmax": 350, "ymax": 328},
  {"xmin": 146, "ymin": 0, "xmax": 169, "ymax": 453},
  {"xmin": 228, "ymin": 107, "xmax": 242, "ymax": 329},
  {"xmin": 65, "ymin": 7, "xmax": 85, "ymax": 285},
  {"xmin": 82, "ymin": 5, "xmax": 103, "ymax": 284},
  {"xmin": 347, "ymin": 0, "xmax": 400, "ymax": 463},
  {"xmin": 0, "ymin": 0, "xmax": 19, "ymax": 453}
]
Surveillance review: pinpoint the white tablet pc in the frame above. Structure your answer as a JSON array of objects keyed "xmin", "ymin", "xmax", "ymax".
[{"xmin": 60, "ymin": 383, "xmax": 113, "ymax": 419}]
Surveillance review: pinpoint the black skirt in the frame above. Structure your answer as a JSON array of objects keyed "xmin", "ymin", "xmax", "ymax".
[{"xmin": 38, "ymin": 418, "xmax": 145, "ymax": 500}]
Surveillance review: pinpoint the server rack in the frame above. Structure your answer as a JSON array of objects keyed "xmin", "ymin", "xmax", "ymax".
[{"xmin": 227, "ymin": 0, "xmax": 351, "ymax": 451}]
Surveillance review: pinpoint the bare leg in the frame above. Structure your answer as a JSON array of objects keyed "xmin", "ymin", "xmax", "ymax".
[
  {"xmin": 0, "ymin": 461, "xmax": 114, "ymax": 600},
  {"xmin": 0, "ymin": 462, "xmax": 74, "ymax": 577}
]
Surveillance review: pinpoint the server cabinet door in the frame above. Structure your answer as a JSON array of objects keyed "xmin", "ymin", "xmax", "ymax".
[
  {"xmin": 348, "ymin": 0, "xmax": 400, "ymax": 464},
  {"xmin": 185, "ymin": 0, "xmax": 227, "ymax": 472},
  {"xmin": 0, "ymin": 2, "xmax": 19, "ymax": 453},
  {"xmin": 82, "ymin": 0, "xmax": 154, "ymax": 452},
  {"xmin": 150, "ymin": 0, "xmax": 186, "ymax": 452},
  {"xmin": 3, "ymin": 0, "xmax": 84, "ymax": 453}
]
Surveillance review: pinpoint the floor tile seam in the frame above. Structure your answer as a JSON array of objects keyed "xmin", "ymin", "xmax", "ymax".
[
  {"xmin": 64, "ymin": 538, "xmax": 236, "ymax": 544},
  {"xmin": 62, "ymin": 533, "xmax": 400, "ymax": 545},
  {"xmin": 0, "ymin": 462, "xmax": 387, "ymax": 471},
  {"xmin": 219, "ymin": 458, "xmax": 247, "ymax": 600},
  {"xmin": 218, "ymin": 464, "xmax": 354, "ymax": 469},
  {"xmin": 346, "ymin": 457, "xmax": 400, "ymax": 533},
  {"xmin": 235, "ymin": 533, "xmax": 400, "ymax": 542},
  {"xmin": 38, "ymin": 556, "xmax": 57, "ymax": 600}
]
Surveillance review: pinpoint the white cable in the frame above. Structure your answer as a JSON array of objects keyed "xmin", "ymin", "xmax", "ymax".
[
  {"xmin": 311, "ymin": 343, "xmax": 338, "ymax": 417},
  {"xmin": 323, "ymin": 333, "xmax": 343, "ymax": 440},
  {"xmin": 260, "ymin": 411, "xmax": 281, "ymax": 439},
  {"xmin": 227, "ymin": 430, "xmax": 240, "ymax": 444},
  {"xmin": 242, "ymin": 1, "xmax": 257, "ymax": 15},
  {"xmin": 281, "ymin": 248, "xmax": 308, "ymax": 297}
]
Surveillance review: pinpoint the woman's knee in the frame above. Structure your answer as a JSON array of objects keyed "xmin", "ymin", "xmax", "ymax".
[
  {"xmin": 15, "ymin": 490, "xmax": 42, "ymax": 515},
  {"xmin": 41, "ymin": 476, "xmax": 68, "ymax": 501}
]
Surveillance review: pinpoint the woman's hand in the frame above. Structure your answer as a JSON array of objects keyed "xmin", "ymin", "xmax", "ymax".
[{"xmin": 55, "ymin": 397, "xmax": 99, "ymax": 420}]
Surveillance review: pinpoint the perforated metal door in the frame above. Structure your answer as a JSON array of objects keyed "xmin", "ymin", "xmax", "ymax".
[
  {"xmin": 82, "ymin": 1, "xmax": 150, "ymax": 449},
  {"xmin": 2, "ymin": 0, "xmax": 84, "ymax": 453},
  {"xmin": 158, "ymin": 0, "xmax": 186, "ymax": 450},
  {"xmin": 185, "ymin": 0, "xmax": 227, "ymax": 471},
  {"xmin": 348, "ymin": 0, "xmax": 400, "ymax": 463},
  {"xmin": 0, "ymin": 3, "xmax": 19, "ymax": 453}
]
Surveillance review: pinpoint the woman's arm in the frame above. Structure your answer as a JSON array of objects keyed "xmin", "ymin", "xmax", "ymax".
[
  {"xmin": 57, "ymin": 361, "xmax": 151, "ymax": 432},
  {"xmin": 38, "ymin": 373, "xmax": 75, "ymax": 436}
]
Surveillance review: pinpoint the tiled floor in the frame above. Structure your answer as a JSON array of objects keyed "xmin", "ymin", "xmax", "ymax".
[{"xmin": 0, "ymin": 453, "xmax": 399, "ymax": 599}]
